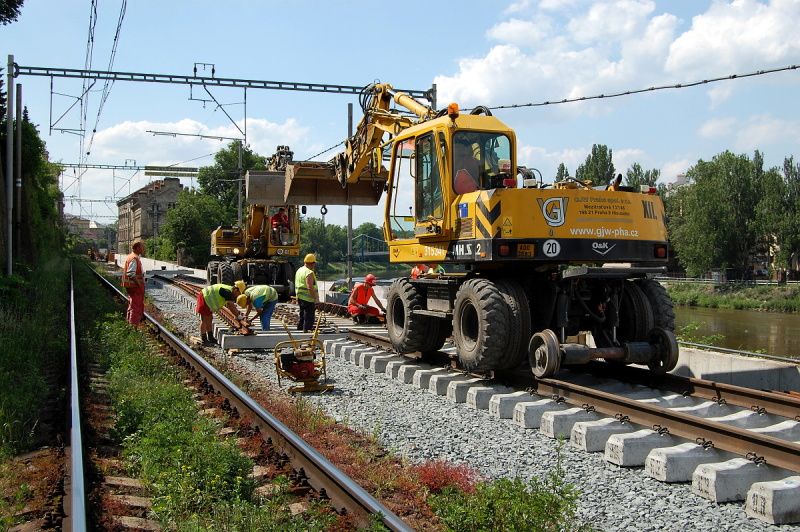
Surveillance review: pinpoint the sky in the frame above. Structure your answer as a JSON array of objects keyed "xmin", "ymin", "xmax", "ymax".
[{"xmin": 2, "ymin": 0, "xmax": 799, "ymax": 226}]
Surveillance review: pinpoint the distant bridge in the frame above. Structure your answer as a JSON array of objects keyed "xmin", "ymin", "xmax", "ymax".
[{"xmin": 352, "ymin": 234, "xmax": 388, "ymax": 260}]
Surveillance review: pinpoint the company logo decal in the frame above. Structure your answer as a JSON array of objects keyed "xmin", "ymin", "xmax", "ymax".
[
  {"xmin": 537, "ymin": 197, "xmax": 568, "ymax": 227},
  {"xmin": 591, "ymin": 242, "xmax": 616, "ymax": 256}
]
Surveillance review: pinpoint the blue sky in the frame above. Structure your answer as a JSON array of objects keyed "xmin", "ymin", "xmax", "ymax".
[{"xmin": 3, "ymin": 0, "xmax": 799, "ymax": 226}]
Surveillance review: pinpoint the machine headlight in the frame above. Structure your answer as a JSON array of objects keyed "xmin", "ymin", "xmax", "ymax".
[{"xmin": 233, "ymin": 248, "xmax": 241, "ymax": 255}]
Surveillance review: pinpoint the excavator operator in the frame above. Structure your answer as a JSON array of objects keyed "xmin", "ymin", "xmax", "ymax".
[
  {"xmin": 453, "ymin": 140, "xmax": 480, "ymax": 195},
  {"xmin": 271, "ymin": 207, "xmax": 290, "ymax": 245}
]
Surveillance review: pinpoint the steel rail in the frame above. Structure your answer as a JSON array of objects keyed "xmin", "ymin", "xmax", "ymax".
[
  {"xmin": 92, "ymin": 268, "xmax": 410, "ymax": 531},
  {"xmin": 532, "ymin": 377, "xmax": 800, "ymax": 473},
  {"xmin": 347, "ymin": 330, "xmax": 800, "ymax": 471},
  {"xmin": 572, "ymin": 362, "xmax": 800, "ymax": 419},
  {"xmin": 69, "ymin": 264, "xmax": 88, "ymax": 531}
]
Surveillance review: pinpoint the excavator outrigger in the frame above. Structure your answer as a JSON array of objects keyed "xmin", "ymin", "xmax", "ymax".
[{"xmin": 264, "ymin": 83, "xmax": 678, "ymax": 378}]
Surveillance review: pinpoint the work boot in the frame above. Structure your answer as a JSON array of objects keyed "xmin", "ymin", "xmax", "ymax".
[{"xmin": 204, "ymin": 332, "xmax": 218, "ymax": 346}]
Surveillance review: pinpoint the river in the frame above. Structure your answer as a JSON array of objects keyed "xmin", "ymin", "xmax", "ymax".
[{"xmin": 675, "ymin": 306, "xmax": 800, "ymax": 359}]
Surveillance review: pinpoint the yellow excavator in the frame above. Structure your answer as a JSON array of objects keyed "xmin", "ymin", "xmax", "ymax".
[
  {"xmin": 207, "ymin": 147, "xmax": 304, "ymax": 300},
  {"xmin": 267, "ymin": 84, "xmax": 678, "ymax": 378}
]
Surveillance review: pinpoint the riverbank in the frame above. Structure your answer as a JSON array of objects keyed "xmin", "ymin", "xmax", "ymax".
[{"xmin": 663, "ymin": 281, "xmax": 800, "ymax": 313}]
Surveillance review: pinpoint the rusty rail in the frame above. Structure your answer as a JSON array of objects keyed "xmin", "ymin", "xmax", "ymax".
[{"xmin": 93, "ymin": 268, "xmax": 412, "ymax": 531}]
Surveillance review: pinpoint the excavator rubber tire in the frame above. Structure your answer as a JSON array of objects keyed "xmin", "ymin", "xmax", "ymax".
[
  {"xmin": 218, "ymin": 262, "xmax": 235, "ymax": 286},
  {"xmin": 420, "ymin": 320, "xmax": 452, "ymax": 360},
  {"xmin": 231, "ymin": 262, "xmax": 244, "ymax": 282},
  {"xmin": 207, "ymin": 261, "xmax": 219, "ymax": 284},
  {"xmin": 452, "ymin": 278, "xmax": 511, "ymax": 371},
  {"xmin": 618, "ymin": 280, "xmax": 654, "ymax": 342},
  {"xmin": 637, "ymin": 278, "xmax": 676, "ymax": 332},
  {"xmin": 386, "ymin": 279, "xmax": 430, "ymax": 354},
  {"xmin": 495, "ymin": 279, "xmax": 532, "ymax": 368}
]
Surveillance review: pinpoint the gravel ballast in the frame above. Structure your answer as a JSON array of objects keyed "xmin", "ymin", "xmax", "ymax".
[{"xmin": 146, "ymin": 282, "xmax": 797, "ymax": 532}]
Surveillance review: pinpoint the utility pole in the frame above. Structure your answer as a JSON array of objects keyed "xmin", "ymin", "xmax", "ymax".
[
  {"xmin": 347, "ymin": 103, "xmax": 353, "ymax": 290},
  {"xmin": 237, "ymin": 139, "xmax": 243, "ymax": 226},
  {"xmin": 6, "ymin": 55, "xmax": 15, "ymax": 276},
  {"xmin": 15, "ymin": 83, "xmax": 22, "ymax": 259}
]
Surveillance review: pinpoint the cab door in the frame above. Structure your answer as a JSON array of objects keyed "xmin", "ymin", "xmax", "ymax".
[{"xmin": 413, "ymin": 132, "xmax": 448, "ymax": 241}]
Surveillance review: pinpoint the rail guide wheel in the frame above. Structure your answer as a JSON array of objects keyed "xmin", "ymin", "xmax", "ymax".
[
  {"xmin": 647, "ymin": 327, "xmax": 679, "ymax": 374},
  {"xmin": 529, "ymin": 329, "xmax": 561, "ymax": 378}
]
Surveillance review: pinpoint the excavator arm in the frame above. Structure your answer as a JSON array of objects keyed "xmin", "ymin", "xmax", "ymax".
[{"xmin": 278, "ymin": 83, "xmax": 437, "ymax": 205}]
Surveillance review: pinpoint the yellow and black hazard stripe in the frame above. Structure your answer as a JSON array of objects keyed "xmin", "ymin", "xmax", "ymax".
[{"xmin": 475, "ymin": 193, "xmax": 502, "ymax": 239}]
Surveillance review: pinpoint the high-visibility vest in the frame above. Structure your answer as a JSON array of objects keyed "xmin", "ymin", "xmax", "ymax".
[
  {"xmin": 202, "ymin": 284, "xmax": 233, "ymax": 312},
  {"xmin": 351, "ymin": 283, "xmax": 373, "ymax": 305},
  {"xmin": 245, "ymin": 285, "xmax": 278, "ymax": 308},
  {"xmin": 122, "ymin": 253, "xmax": 143, "ymax": 288},
  {"xmin": 294, "ymin": 266, "xmax": 317, "ymax": 302}
]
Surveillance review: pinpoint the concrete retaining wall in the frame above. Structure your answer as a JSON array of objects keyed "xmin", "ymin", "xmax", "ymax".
[{"xmin": 672, "ymin": 347, "xmax": 799, "ymax": 392}]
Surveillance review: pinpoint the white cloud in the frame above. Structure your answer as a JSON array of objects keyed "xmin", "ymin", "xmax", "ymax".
[
  {"xmin": 707, "ymin": 84, "xmax": 734, "ymax": 108},
  {"xmin": 733, "ymin": 114, "xmax": 800, "ymax": 151},
  {"xmin": 660, "ymin": 158, "xmax": 692, "ymax": 183},
  {"xmin": 62, "ymin": 117, "xmax": 311, "ymax": 211},
  {"xmin": 614, "ymin": 148, "xmax": 647, "ymax": 174},
  {"xmin": 487, "ymin": 17, "xmax": 553, "ymax": 47},
  {"xmin": 504, "ymin": 0, "xmax": 534, "ymax": 15},
  {"xmin": 567, "ymin": 0, "xmax": 655, "ymax": 45},
  {"xmin": 666, "ymin": 0, "xmax": 800, "ymax": 76},
  {"xmin": 698, "ymin": 117, "xmax": 737, "ymax": 139},
  {"xmin": 539, "ymin": 0, "xmax": 581, "ymax": 11}
]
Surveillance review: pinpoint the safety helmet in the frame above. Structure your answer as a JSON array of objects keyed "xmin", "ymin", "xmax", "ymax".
[
  {"xmin": 304, "ymin": 253, "xmax": 317, "ymax": 263},
  {"xmin": 365, "ymin": 273, "xmax": 377, "ymax": 285},
  {"xmin": 234, "ymin": 280, "xmax": 247, "ymax": 293},
  {"xmin": 236, "ymin": 294, "xmax": 248, "ymax": 308}
]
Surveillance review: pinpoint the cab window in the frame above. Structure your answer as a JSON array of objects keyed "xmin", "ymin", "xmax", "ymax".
[
  {"xmin": 415, "ymin": 133, "xmax": 443, "ymax": 220},
  {"xmin": 388, "ymin": 138, "xmax": 415, "ymax": 240},
  {"xmin": 452, "ymin": 131, "xmax": 512, "ymax": 192}
]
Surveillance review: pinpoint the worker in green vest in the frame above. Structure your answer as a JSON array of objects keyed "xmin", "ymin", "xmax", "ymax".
[
  {"xmin": 237, "ymin": 284, "xmax": 279, "ymax": 331},
  {"xmin": 195, "ymin": 280, "xmax": 245, "ymax": 345},
  {"xmin": 294, "ymin": 253, "xmax": 319, "ymax": 332}
]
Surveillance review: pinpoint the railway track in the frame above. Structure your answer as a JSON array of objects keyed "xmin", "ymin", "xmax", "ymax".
[
  {"xmin": 336, "ymin": 329, "xmax": 800, "ymax": 525},
  {"xmin": 90, "ymin": 268, "xmax": 412, "ymax": 531}
]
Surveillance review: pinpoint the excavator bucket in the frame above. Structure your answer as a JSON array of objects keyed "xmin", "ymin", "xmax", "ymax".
[
  {"xmin": 245, "ymin": 171, "xmax": 286, "ymax": 205},
  {"xmin": 284, "ymin": 162, "xmax": 386, "ymax": 206}
]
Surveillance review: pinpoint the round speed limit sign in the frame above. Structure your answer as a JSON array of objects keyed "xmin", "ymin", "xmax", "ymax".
[{"xmin": 542, "ymin": 239, "xmax": 561, "ymax": 257}]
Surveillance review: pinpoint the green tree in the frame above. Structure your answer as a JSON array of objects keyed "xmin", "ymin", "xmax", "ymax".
[
  {"xmin": 754, "ymin": 156, "xmax": 800, "ymax": 269},
  {"xmin": 667, "ymin": 151, "xmax": 759, "ymax": 276},
  {"xmin": 575, "ymin": 144, "xmax": 615, "ymax": 185},
  {"xmin": 1, "ymin": 0, "xmax": 24, "ymax": 25},
  {"xmin": 625, "ymin": 162, "xmax": 661, "ymax": 189},
  {"xmin": 150, "ymin": 189, "xmax": 226, "ymax": 266},
  {"xmin": 555, "ymin": 163, "xmax": 569, "ymax": 181},
  {"xmin": 197, "ymin": 142, "xmax": 266, "ymax": 222},
  {"xmin": 299, "ymin": 217, "xmax": 348, "ymax": 269}
]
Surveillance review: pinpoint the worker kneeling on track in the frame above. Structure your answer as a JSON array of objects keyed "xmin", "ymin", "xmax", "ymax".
[
  {"xmin": 237, "ymin": 284, "xmax": 279, "ymax": 331},
  {"xmin": 348, "ymin": 273, "xmax": 386, "ymax": 324},
  {"xmin": 196, "ymin": 280, "xmax": 245, "ymax": 346}
]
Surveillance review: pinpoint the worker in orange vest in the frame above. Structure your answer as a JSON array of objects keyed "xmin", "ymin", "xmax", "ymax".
[
  {"xmin": 122, "ymin": 240, "xmax": 145, "ymax": 324},
  {"xmin": 410, "ymin": 264, "xmax": 428, "ymax": 279},
  {"xmin": 348, "ymin": 274, "xmax": 386, "ymax": 324}
]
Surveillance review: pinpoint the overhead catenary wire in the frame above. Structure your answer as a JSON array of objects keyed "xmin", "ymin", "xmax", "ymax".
[
  {"xmin": 305, "ymin": 141, "xmax": 345, "ymax": 161},
  {"xmin": 485, "ymin": 64, "xmax": 800, "ymax": 111},
  {"xmin": 85, "ymin": 0, "xmax": 128, "ymax": 159}
]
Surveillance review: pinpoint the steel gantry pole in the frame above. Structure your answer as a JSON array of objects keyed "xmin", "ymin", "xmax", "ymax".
[
  {"xmin": 5, "ymin": 55, "xmax": 15, "ymax": 275},
  {"xmin": 15, "ymin": 83, "xmax": 22, "ymax": 259},
  {"xmin": 347, "ymin": 103, "xmax": 353, "ymax": 290}
]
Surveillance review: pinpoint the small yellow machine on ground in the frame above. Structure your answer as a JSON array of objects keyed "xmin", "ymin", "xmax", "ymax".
[{"xmin": 273, "ymin": 316, "xmax": 333, "ymax": 393}]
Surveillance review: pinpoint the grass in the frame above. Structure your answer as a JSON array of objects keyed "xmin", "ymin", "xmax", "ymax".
[
  {"xmin": 0, "ymin": 258, "xmax": 69, "ymax": 459},
  {"xmin": 665, "ymin": 282, "xmax": 800, "ymax": 313},
  {"xmin": 427, "ymin": 446, "xmax": 587, "ymax": 531},
  {"xmin": 77, "ymin": 269, "xmax": 337, "ymax": 531}
]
